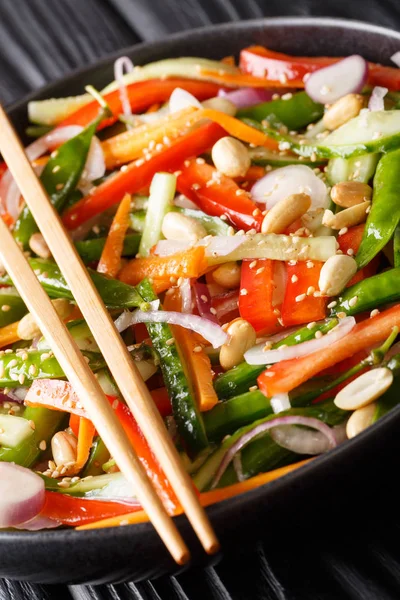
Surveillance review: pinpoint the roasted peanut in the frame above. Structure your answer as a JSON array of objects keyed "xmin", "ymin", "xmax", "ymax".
[
  {"xmin": 51, "ymin": 430, "xmax": 78, "ymax": 473},
  {"xmin": 202, "ymin": 97, "xmax": 237, "ymax": 116},
  {"xmin": 211, "ymin": 136, "xmax": 250, "ymax": 178},
  {"xmin": 261, "ymin": 192, "xmax": 312, "ymax": 234},
  {"xmin": 161, "ymin": 212, "xmax": 207, "ymax": 242},
  {"xmin": 331, "ymin": 181, "xmax": 372, "ymax": 208},
  {"xmin": 318, "ymin": 254, "xmax": 358, "ymax": 296},
  {"xmin": 29, "ymin": 232, "xmax": 52, "ymax": 259},
  {"xmin": 334, "ymin": 368, "xmax": 393, "ymax": 410},
  {"xmin": 323, "ymin": 93, "xmax": 365, "ymax": 130},
  {"xmin": 220, "ymin": 317, "xmax": 256, "ymax": 370},
  {"xmin": 322, "ymin": 201, "xmax": 370, "ymax": 230},
  {"xmin": 17, "ymin": 298, "xmax": 74, "ymax": 340},
  {"xmin": 212, "ymin": 262, "xmax": 241, "ymax": 289},
  {"xmin": 346, "ymin": 402, "xmax": 376, "ymax": 439}
]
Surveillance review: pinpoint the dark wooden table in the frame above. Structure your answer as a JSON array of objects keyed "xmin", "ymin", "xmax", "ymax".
[{"xmin": 2, "ymin": 1, "xmax": 400, "ymax": 598}]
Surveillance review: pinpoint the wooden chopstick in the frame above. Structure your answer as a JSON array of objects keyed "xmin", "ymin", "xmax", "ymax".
[
  {"xmin": 0, "ymin": 212, "xmax": 189, "ymax": 566},
  {"xmin": 0, "ymin": 105, "xmax": 220, "ymax": 556}
]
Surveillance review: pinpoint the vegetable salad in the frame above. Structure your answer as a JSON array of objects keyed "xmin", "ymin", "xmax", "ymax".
[{"xmin": 1, "ymin": 46, "xmax": 400, "ymax": 531}]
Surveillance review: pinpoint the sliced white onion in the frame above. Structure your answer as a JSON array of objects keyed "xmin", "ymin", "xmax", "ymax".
[
  {"xmin": 154, "ymin": 239, "xmax": 191, "ymax": 256},
  {"xmin": 270, "ymin": 393, "xmax": 291, "ymax": 414},
  {"xmin": 305, "ymin": 55, "xmax": 368, "ymax": 104},
  {"xmin": 211, "ymin": 415, "xmax": 337, "ymax": 488},
  {"xmin": 391, "ymin": 51, "xmax": 400, "ymax": 68},
  {"xmin": 169, "ymin": 88, "xmax": 202, "ymax": 114},
  {"xmin": 173, "ymin": 194, "xmax": 199, "ymax": 210},
  {"xmin": 79, "ymin": 136, "xmax": 106, "ymax": 189},
  {"xmin": 114, "ymin": 300, "xmax": 160, "ymax": 333},
  {"xmin": 368, "ymin": 86, "xmax": 388, "ymax": 112},
  {"xmin": 116, "ymin": 308, "xmax": 228, "ymax": 348},
  {"xmin": 44, "ymin": 125, "xmax": 83, "ymax": 149},
  {"xmin": 0, "ymin": 463, "xmax": 45, "ymax": 528},
  {"xmin": 14, "ymin": 515, "xmax": 61, "ymax": 531},
  {"xmin": 0, "ymin": 171, "xmax": 21, "ymax": 219},
  {"xmin": 180, "ymin": 278, "xmax": 193, "ymax": 313},
  {"xmin": 114, "ymin": 56, "xmax": 135, "ymax": 118},
  {"xmin": 244, "ymin": 317, "xmax": 356, "ymax": 365},
  {"xmin": 251, "ymin": 165, "xmax": 328, "ymax": 210},
  {"xmin": 153, "ymin": 235, "xmax": 245, "ymax": 258},
  {"xmin": 218, "ymin": 87, "xmax": 274, "ymax": 108},
  {"xmin": 270, "ymin": 424, "xmax": 333, "ymax": 454}
]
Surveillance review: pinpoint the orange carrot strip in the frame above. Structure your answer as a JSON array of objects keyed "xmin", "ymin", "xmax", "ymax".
[
  {"xmin": 101, "ymin": 106, "xmax": 198, "ymax": 169},
  {"xmin": 118, "ymin": 246, "xmax": 208, "ymax": 288},
  {"xmin": 234, "ymin": 165, "xmax": 266, "ymax": 182},
  {"xmin": 97, "ymin": 193, "xmax": 132, "ymax": 278},
  {"xmin": 164, "ymin": 290, "xmax": 218, "ymax": 411},
  {"xmin": 146, "ymin": 103, "xmax": 161, "ymax": 113},
  {"xmin": 258, "ymin": 304, "xmax": 400, "ymax": 397},
  {"xmin": 200, "ymin": 108, "xmax": 278, "ymax": 149},
  {"xmin": 0, "ymin": 321, "xmax": 21, "ymax": 348},
  {"xmin": 76, "ymin": 459, "xmax": 311, "ymax": 529},
  {"xmin": 198, "ymin": 68, "xmax": 300, "ymax": 88},
  {"xmin": 75, "ymin": 417, "xmax": 96, "ymax": 470}
]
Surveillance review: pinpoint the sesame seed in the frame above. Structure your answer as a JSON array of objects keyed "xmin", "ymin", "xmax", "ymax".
[
  {"xmin": 337, "ymin": 312, "xmax": 346, "ymax": 319},
  {"xmin": 263, "ymin": 343, "xmax": 272, "ymax": 351},
  {"xmin": 295, "ymin": 293, "xmax": 306, "ymax": 302},
  {"xmin": 240, "ymin": 288, "xmax": 248, "ymax": 296},
  {"xmin": 166, "ymin": 338, "xmax": 175, "ymax": 346},
  {"xmin": 8, "ymin": 359, "xmax": 17, "ymax": 368},
  {"xmin": 192, "ymin": 183, "xmax": 201, "ymax": 190},
  {"xmin": 252, "ymin": 208, "xmax": 261, "ymax": 217},
  {"xmin": 39, "ymin": 440, "xmax": 47, "ymax": 451},
  {"xmin": 50, "ymin": 150, "xmax": 58, "ymax": 159},
  {"xmin": 273, "ymin": 308, "xmax": 281, "ymax": 316},
  {"xmin": 306, "ymin": 261, "xmax": 314, "ymax": 269},
  {"xmin": 348, "ymin": 296, "xmax": 358, "ymax": 307},
  {"xmin": 120, "ymin": 520, "xmax": 129, "ymax": 526},
  {"xmin": 291, "ymin": 274, "xmax": 298, "ymax": 283},
  {"xmin": 307, "ymin": 321, "xmax": 316, "ymax": 329},
  {"xmin": 288, "ymin": 260, "xmax": 297, "ymax": 266},
  {"xmin": 184, "ymin": 160, "xmax": 191, "ymax": 167},
  {"xmin": 256, "ymin": 267, "xmax": 265, "ymax": 275},
  {"xmin": 210, "ymin": 307, "xmax": 217, "ymax": 315},
  {"xmin": 52, "ymin": 165, "xmax": 61, "ymax": 173},
  {"xmin": 18, "ymin": 373, "xmax": 25, "ymax": 385},
  {"xmin": 249, "ymin": 385, "xmax": 258, "ymax": 392},
  {"xmin": 193, "ymin": 345, "xmax": 203, "ymax": 353},
  {"xmin": 307, "ymin": 286, "xmax": 315, "ymax": 296},
  {"xmin": 249, "ymin": 260, "xmax": 257, "ymax": 269},
  {"xmin": 281, "ymin": 92, "xmax": 293, "ymax": 100},
  {"xmin": 315, "ymin": 330, "xmax": 323, "ymax": 339},
  {"xmin": 347, "ymin": 248, "xmax": 354, "ymax": 256},
  {"xmin": 1, "ymin": 305, "xmax": 11, "ymax": 312},
  {"xmin": 4, "ymin": 349, "xmax": 12, "ymax": 354},
  {"xmin": 235, "ymin": 189, "xmax": 246, "ymax": 196},
  {"xmin": 55, "ymin": 183, "xmax": 64, "ymax": 191},
  {"xmin": 236, "ymin": 230, "xmax": 245, "ymax": 236},
  {"xmin": 57, "ymin": 481, "xmax": 71, "ymax": 488},
  {"xmin": 327, "ymin": 301, "xmax": 337, "ymax": 309},
  {"xmin": 339, "ymin": 227, "xmax": 348, "ymax": 236},
  {"xmin": 263, "ymin": 370, "xmax": 275, "ymax": 377},
  {"xmin": 220, "ymin": 214, "xmax": 228, "ymax": 221},
  {"xmin": 313, "ymin": 291, "xmax": 322, "ymax": 297},
  {"xmin": 29, "ymin": 420, "xmax": 36, "ymax": 430},
  {"xmin": 370, "ymin": 309, "xmax": 380, "ymax": 318},
  {"xmin": 112, "ymin": 399, "xmax": 119, "ymax": 410},
  {"xmin": 136, "ymin": 158, "xmax": 145, "ymax": 167}
]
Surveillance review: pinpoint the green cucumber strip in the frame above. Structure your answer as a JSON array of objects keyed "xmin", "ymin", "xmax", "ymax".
[
  {"xmin": 326, "ymin": 153, "xmax": 379, "ymax": 186},
  {"xmin": 249, "ymin": 147, "xmax": 325, "ymax": 168},
  {"xmin": 138, "ymin": 172, "xmax": 176, "ymax": 257},
  {"xmin": 0, "ymin": 414, "xmax": 34, "ymax": 448}
]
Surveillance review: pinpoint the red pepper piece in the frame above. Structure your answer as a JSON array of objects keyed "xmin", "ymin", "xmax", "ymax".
[
  {"xmin": 281, "ymin": 261, "xmax": 326, "ymax": 327},
  {"xmin": 239, "ymin": 259, "xmax": 282, "ymax": 334}
]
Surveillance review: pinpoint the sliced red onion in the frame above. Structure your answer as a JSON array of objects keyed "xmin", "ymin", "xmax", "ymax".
[
  {"xmin": 270, "ymin": 424, "xmax": 333, "ymax": 455},
  {"xmin": 114, "ymin": 56, "xmax": 135, "ymax": 118},
  {"xmin": 0, "ymin": 463, "xmax": 45, "ymax": 528},
  {"xmin": 251, "ymin": 165, "xmax": 328, "ymax": 210},
  {"xmin": 270, "ymin": 393, "xmax": 291, "ymax": 414},
  {"xmin": 271, "ymin": 261, "xmax": 287, "ymax": 307},
  {"xmin": 6, "ymin": 388, "xmax": 28, "ymax": 403},
  {"xmin": 368, "ymin": 86, "xmax": 388, "ymax": 112},
  {"xmin": 169, "ymin": 88, "xmax": 202, "ymax": 113},
  {"xmin": 212, "ymin": 290, "xmax": 239, "ymax": 322},
  {"xmin": 14, "ymin": 514, "xmax": 61, "ymax": 531},
  {"xmin": 218, "ymin": 87, "xmax": 274, "ymax": 108},
  {"xmin": 193, "ymin": 282, "xmax": 218, "ymax": 323},
  {"xmin": 211, "ymin": 415, "xmax": 337, "ymax": 488},
  {"xmin": 391, "ymin": 51, "xmax": 400, "ymax": 68},
  {"xmin": 233, "ymin": 453, "xmax": 245, "ymax": 482},
  {"xmin": 174, "ymin": 195, "xmax": 199, "ymax": 210},
  {"xmin": 0, "ymin": 170, "xmax": 21, "ymax": 219},
  {"xmin": 305, "ymin": 55, "xmax": 368, "ymax": 104},
  {"xmin": 116, "ymin": 308, "xmax": 228, "ymax": 348},
  {"xmin": 180, "ymin": 278, "xmax": 193, "ymax": 313},
  {"xmin": 244, "ymin": 316, "xmax": 355, "ymax": 365}
]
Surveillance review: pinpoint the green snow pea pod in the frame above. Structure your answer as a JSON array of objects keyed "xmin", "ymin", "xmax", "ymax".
[
  {"xmin": 0, "ymin": 288, "xmax": 27, "ymax": 327},
  {"xmin": 331, "ymin": 268, "xmax": 400, "ymax": 317},
  {"xmin": 75, "ymin": 233, "xmax": 141, "ymax": 264},
  {"xmin": 357, "ymin": 149, "xmax": 400, "ymax": 269},
  {"xmin": 0, "ymin": 258, "xmax": 142, "ymax": 309},
  {"xmin": 237, "ymin": 92, "xmax": 324, "ymax": 130},
  {"xmin": 13, "ymin": 117, "xmax": 100, "ymax": 248}
]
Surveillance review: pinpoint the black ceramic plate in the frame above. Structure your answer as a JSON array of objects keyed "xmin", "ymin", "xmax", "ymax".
[{"xmin": 2, "ymin": 16, "xmax": 400, "ymax": 586}]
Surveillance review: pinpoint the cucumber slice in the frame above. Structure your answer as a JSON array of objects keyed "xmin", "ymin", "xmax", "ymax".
[
  {"xmin": 139, "ymin": 173, "xmax": 176, "ymax": 257},
  {"xmin": 249, "ymin": 147, "xmax": 325, "ymax": 168},
  {"xmin": 62, "ymin": 471, "xmax": 135, "ymax": 499},
  {"xmin": 28, "ymin": 94, "xmax": 91, "ymax": 126},
  {"xmin": 326, "ymin": 153, "xmax": 380, "ymax": 185},
  {"xmin": 96, "ymin": 369, "xmax": 119, "ymax": 396},
  {"xmin": 0, "ymin": 414, "xmax": 34, "ymax": 448},
  {"xmin": 37, "ymin": 320, "xmax": 99, "ymax": 352}
]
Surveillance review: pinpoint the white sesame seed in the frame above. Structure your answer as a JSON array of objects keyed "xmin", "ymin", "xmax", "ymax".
[
  {"xmin": 1, "ymin": 305, "xmax": 11, "ymax": 312},
  {"xmin": 291, "ymin": 274, "xmax": 298, "ymax": 283},
  {"xmin": 240, "ymin": 288, "xmax": 248, "ymax": 296},
  {"xmin": 307, "ymin": 286, "xmax": 315, "ymax": 296},
  {"xmin": 327, "ymin": 301, "xmax": 337, "ymax": 309},
  {"xmin": 193, "ymin": 345, "xmax": 203, "ymax": 353},
  {"xmin": 307, "ymin": 322, "xmax": 316, "ymax": 329},
  {"xmin": 315, "ymin": 330, "xmax": 323, "ymax": 339},
  {"xmin": 39, "ymin": 440, "xmax": 47, "ymax": 451},
  {"xmin": 348, "ymin": 296, "xmax": 358, "ymax": 308},
  {"xmin": 306, "ymin": 261, "xmax": 314, "ymax": 269},
  {"xmin": 166, "ymin": 338, "xmax": 175, "ymax": 346},
  {"xmin": 337, "ymin": 312, "xmax": 347, "ymax": 319},
  {"xmin": 295, "ymin": 293, "xmax": 306, "ymax": 302},
  {"xmin": 338, "ymin": 227, "xmax": 348, "ymax": 236},
  {"xmin": 370, "ymin": 309, "xmax": 380, "ymax": 318},
  {"xmin": 347, "ymin": 248, "xmax": 355, "ymax": 256}
]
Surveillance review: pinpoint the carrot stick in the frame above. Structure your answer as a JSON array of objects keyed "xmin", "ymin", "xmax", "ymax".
[
  {"xmin": 97, "ymin": 193, "xmax": 132, "ymax": 277},
  {"xmin": 118, "ymin": 246, "xmax": 208, "ymax": 289},
  {"xmin": 198, "ymin": 68, "xmax": 300, "ymax": 88},
  {"xmin": 258, "ymin": 304, "xmax": 400, "ymax": 396},
  {"xmin": 0, "ymin": 321, "xmax": 21, "ymax": 348},
  {"xmin": 75, "ymin": 417, "xmax": 96, "ymax": 470},
  {"xmin": 200, "ymin": 108, "xmax": 278, "ymax": 149},
  {"xmin": 76, "ymin": 459, "xmax": 312, "ymax": 529},
  {"xmin": 164, "ymin": 290, "xmax": 218, "ymax": 411}
]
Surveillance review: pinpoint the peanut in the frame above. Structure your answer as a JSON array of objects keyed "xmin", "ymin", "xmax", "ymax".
[
  {"xmin": 220, "ymin": 317, "xmax": 256, "ymax": 370},
  {"xmin": 261, "ymin": 193, "xmax": 312, "ymax": 234},
  {"xmin": 212, "ymin": 262, "xmax": 241, "ymax": 289},
  {"xmin": 51, "ymin": 430, "xmax": 78, "ymax": 474},
  {"xmin": 161, "ymin": 212, "xmax": 207, "ymax": 242},
  {"xmin": 331, "ymin": 181, "xmax": 372, "ymax": 208},
  {"xmin": 346, "ymin": 402, "xmax": 376, "ymax": 439},
  {"xmin": 211, "ymin": 136, "xmax": 250, "ymax": 178},
  {"xmin": 334, "ymin": 368, "xmax": 393, "ymax": 411},
  {"xmin": 29, "ymin": 232, "xmax": 52, "ymax": 259},
  {"xmin": 17, "ymin": 298, "xmax": 74, "ymax": 340},
  {"xmin": 323, "ymin": 93, "xmax": 365, "ymax": 130},
  {"xmin": 202, "ymin": 97, "xmax": 237, "ymax": 116},
  {"xmin": 322, "ymin": 201, "xmax": 370, "ymax": 230},
  {"xmin": 318, "ymin": 254, "xmax": 358, "ymax": 296}
]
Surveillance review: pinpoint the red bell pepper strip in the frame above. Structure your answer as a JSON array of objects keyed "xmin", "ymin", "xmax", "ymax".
[
  {"xmin": 150, "ymin": 388, "xmax": 172, "ymax": 418},
  {"xmin": 280, "ymin": 261, "xmax": 326, "ymax": 327},
  {"xmin": 337, "ymin": 224, "xmax": 379, "ymax": 286},
  {"xmin": 211, "ymin": 289, "xmax": 240, "ymax": 325},
  {"xmin": 257, "ymin": 304, "xmax": 400, "ymax": 397},
  {"xmin": 41, "ymin": 492, "xmax": 141, "ymax": 526},
  {"xmin": 57, "ymin": 79, "xmax": 221, "ymax": 131},
  {"xmin": 240, "ymin": 46, "xmax": 400, "ymax": 90},
  {"xmin": 176, "ymin": 160, "xmax": 263, "ymax": 232},
  {"xmin": 62, "ymin": 121, "xmax": 225, "ymax": 229},
  {"xmin": 239, "ymin": 259, "xmax": 282, "ymax": 334}
]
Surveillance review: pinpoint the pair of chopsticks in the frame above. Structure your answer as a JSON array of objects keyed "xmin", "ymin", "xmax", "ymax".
[{"xmin": 0, "ymin": 105, "xmax": 219, "ymax": 564}]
